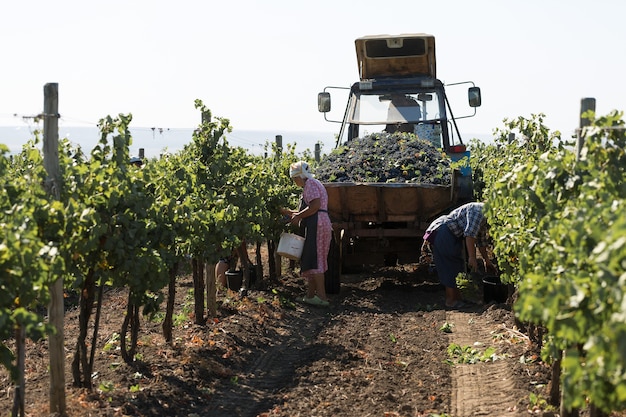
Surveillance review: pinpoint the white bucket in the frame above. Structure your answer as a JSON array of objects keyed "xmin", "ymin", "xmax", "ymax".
[{"xmin": 277, "ymin": 233, "xmax": 305, "ymax": 260}]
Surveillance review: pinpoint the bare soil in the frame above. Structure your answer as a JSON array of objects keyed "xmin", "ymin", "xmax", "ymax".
[{"xmin": 1, "ymin": 256, "xmax": 557, "ymax": 417}]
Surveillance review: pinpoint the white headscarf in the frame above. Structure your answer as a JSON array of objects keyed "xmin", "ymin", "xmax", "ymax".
[{"xmin": 289, "ymin": 161, "xmax": 314, "ymax": 179}]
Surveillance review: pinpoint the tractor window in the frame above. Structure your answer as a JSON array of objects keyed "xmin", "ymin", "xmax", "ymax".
[
  {"xmin": 365, "ymin": 38, "xmax": 427, "ymax": 58},
  {"xmin": 349, "ymin": 92, "xmax": 442, "ymax": 126}
]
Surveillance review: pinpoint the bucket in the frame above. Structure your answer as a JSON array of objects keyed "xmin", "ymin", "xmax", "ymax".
[
  {"xmin": 225, "ymin": 270, "xmax": 243, "ymax": 291},
  {"xmin": 483, "ymin": 275, "xmax": 508, "ymax": 304},
  {"xmin": 277, "ymin": 233, "xmax": 305, "ymax": 260}
]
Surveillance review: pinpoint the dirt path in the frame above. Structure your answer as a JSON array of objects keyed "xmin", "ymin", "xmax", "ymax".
[
  {"xmin": 0, "ymin": 266, "xmax": 547, "ymax": 417},
  {"xmin": 239, "ymin": 271, "xmax": 531, "ymax": 417},
  {"xmin": 205, "ymin": 303, "xmax": 328, "ymax": 416},
  {"xmin": 447, "ymin": 308, "xmax": 530, "ymax": 416}
]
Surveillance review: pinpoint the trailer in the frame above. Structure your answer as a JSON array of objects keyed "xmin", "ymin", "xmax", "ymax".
[{"xmin": 323, "ymin": 171, "xmax": 465, "ymax": 293}]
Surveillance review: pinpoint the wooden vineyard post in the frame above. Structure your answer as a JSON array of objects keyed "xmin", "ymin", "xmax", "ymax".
[
  {"xmin": 275, "ymin": 135, "xmax": 282, "ymax": 157},
  {"xmin": 576, "ymin": 97, "xmax": 595, "ymax": 159},
  {"xmin": 43, "ymin": 83, "xmax": 66, "ymax": 416},
  {"xmin": 206, "ymin": 262, "xmax": 217, "ymax": 318}
]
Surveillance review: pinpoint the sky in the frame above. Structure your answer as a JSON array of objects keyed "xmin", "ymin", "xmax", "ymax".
[{"xmin": 1, "ymin": 0, "xmax": 625, "ymax": 153}]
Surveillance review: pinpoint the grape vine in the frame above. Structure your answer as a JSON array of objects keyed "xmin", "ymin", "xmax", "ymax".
[
  {"xmin": 0, "ymin": 103, "xmax": 302, "ymax": 401},
  {"xmin": 472, "ymin": 112, "xmax": 626, "ymax": 413}
]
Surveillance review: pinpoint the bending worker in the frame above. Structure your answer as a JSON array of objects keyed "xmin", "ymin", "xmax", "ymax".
[{"xmin": 423, "ymin": 202, "xmax": 496, "ymax": 309}]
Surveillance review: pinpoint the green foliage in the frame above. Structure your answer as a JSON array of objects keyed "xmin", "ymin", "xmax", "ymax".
[
  {"xmin": 98, "ymin": 381, "xmax": 115, "ymax": 393},
  {"xmin": 180, "ymin": 101, "xmax": 303, "ymax": 260},
  {"xmin": 271, "ymin": 288, "xmax": 296, "ymax": 309},
  {"xmin": 0, "ymin": 101, "xmax": 309, "ymax": 388},
  {"xmin": 439, "ymin": 322, "xmax": 453, "ymax": 333},
  {"xmin": 471, "ymin": 111, "xmax": 626, "ymax": 412},
  {"xmin": 0, "ymin": 140, "xmax": 59, "ymax": 379},
  {"xmin": 528, "ymin": 392, "xmax": 556, "ymax": 412},
  {"xmin": 446, "ymin": 343, "xmax": 500, "ymax": 364},
  {"xmin": 103, "ymin": 333, "xmax": 120, "ymax": 353}
]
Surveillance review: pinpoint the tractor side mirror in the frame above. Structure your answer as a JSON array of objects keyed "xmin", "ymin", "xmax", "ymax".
[
  {"xmin": 318, "ymin": 92, "xmax": 331, "ymax": 113},
  {"xmin": 468, "ymin": 87, "xmax": 482, "ymax": 108}
]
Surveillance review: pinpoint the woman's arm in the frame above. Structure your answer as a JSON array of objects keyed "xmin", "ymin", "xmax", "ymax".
[
  {"xmin": 280, "ymin": 207, "xmax": 296, "ymax": 216},
  {"xmin": 290, "ymin": 198, "xmax": 320, "ymax": 224}
]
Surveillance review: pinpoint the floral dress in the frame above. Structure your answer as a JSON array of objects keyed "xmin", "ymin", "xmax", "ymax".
[{"xmin": 300, "ymin": 178, "xmax": 332, "ymax": 277}]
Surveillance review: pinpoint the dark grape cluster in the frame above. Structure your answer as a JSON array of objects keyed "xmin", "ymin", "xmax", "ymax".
[{"xmin": 315, "ymin": 132, "xmax": 452, "ymax": 184}]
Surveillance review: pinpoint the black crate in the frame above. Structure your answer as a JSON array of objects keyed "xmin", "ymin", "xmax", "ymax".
[{"xmin": 483, "ymin": 275, "xmax": 508, "ymax": 304}]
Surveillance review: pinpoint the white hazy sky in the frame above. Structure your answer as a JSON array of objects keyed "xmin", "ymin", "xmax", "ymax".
[{"xmin": 1, "ymin": 0, "xmax": 625, "ymax": 140}]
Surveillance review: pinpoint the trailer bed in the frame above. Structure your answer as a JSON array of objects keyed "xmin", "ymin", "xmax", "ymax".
[{"xmin": 323, "ymin": 182, "xmax": 454, "ymax": 225}]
